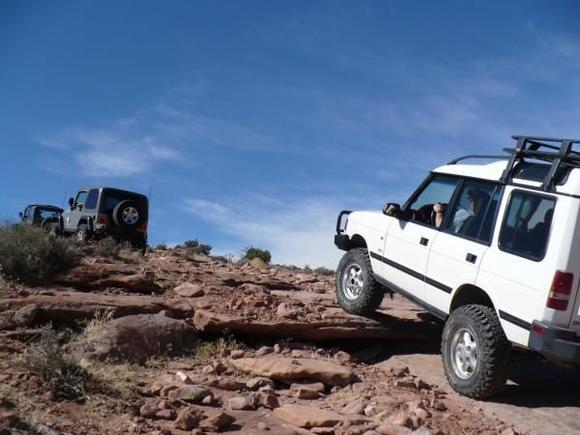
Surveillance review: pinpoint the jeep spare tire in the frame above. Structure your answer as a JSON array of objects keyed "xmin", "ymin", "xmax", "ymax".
[{"xmin": 113, "ymin": 200, "xmax": 143, "ymax": 227}]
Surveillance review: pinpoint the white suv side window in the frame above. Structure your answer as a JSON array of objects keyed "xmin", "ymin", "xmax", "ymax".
[
  {"xmin": 444, "ymin": 180, "xmax": 500, "ymax": 243},
  {"xmin": 499, "ymin": 191, "xmax": 556, "ymax": 261},
  {"xmin": 407, "ymin": 176, "xmax": 459, "ymax": 227}
]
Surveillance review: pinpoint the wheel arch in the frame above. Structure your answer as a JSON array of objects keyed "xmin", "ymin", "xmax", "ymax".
[
  {"xmin": 349, "ymin": 234, "xmax": 367, "ymax": 249},
  {"xmin": 449, "ymin": 284, "xmax": 496, "ymax": 313}
]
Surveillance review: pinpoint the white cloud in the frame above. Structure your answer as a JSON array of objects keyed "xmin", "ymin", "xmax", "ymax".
[
  {"xmin": 49, "ymin": 128, "xmax": 182, "ymax": 178},
  {"xmin": 182, "ymin": 196, "xmax": 343, "ymax": 268}
]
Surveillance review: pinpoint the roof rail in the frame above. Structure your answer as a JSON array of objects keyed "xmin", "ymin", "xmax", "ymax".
[
  {"xmin": 501, "ymin": 135, "xmax": 580, "ymax": 191},
  {"xmin": 447, "ymin": 155, "xmax": 507, "ymax": 165}
]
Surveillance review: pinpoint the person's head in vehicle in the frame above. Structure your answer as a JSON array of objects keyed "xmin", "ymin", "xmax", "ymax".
[{"xmin": 467, "ymin": 189, "xmax": 490, "ymax": 215}]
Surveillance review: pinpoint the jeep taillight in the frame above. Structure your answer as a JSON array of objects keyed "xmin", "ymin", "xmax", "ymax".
[
  {"xmin": 547, "ymin": 270, "xmax": 574, "ymax": 311},
  {"xmin": 97, "ymin": 214, "xmax": 109, "ymax": 225},
  {"xmin": 139, "ymin": 223, "xmax": 148, "ymax": 233}
]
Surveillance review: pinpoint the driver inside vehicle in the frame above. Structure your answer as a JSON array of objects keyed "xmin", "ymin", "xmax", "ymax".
[{"xmin": 450, "ymin": 189, "xmax": 490, "ymax": 233}]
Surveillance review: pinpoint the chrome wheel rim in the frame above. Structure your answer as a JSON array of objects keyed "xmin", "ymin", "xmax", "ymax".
[
  {"xmin": 342, "ymin": 263, "xmax": 364, "ymax": 300},
  {"xmin": 450, "ymin": 328, "xmax": 478, "ymax": 380},
  {"xmin": 76, "ymin": 230, "xmax": 85, "ymax": 241},
  {"xmin": 122, "ymin": 207, "xmax": 139, "ymax": 225}
]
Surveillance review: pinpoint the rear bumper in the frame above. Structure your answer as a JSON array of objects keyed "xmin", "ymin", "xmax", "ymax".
[{"xmin": 529, "ymin": 320, "xmax": 580, "ymax": 368}]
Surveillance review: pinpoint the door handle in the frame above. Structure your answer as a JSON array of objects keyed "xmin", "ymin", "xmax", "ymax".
[
  {"xmin": 420, "ymin": 237, "xmax": 429, "ymax": 246},
  {"xmin": 466, "ymin": 253, "xmax": 477, "ymax": 263}
]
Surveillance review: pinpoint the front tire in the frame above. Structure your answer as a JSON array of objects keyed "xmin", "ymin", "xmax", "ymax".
[
  {"xmin": 336, "ymin": 248, "xmax": 384, "ymax": 315},
  {"xmin": 442, "ymin": 304, "xmax": 511, "ymax": 399},
  {"xmin": 76, "ymin": 224, "xmax": 89, "ymax": 243}
]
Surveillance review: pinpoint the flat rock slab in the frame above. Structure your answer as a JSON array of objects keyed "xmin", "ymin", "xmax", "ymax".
[
  {"xmin": 0, "ymin": 291, "xmax": 195, "ymax": 325},
  {"xmin": 229, "ymin": 357, "xmax": 356, "ymax": 387},
  {"xmin": 193, "ymin": 309, "xmax": 441, "ymax": 341},
  {"xmin": 54, "ymin": 263, "xmax": 162, "ymax": 293},
  {"xmin": 273, "ymin": 404, "xmax": 345, "ymax": 428}
]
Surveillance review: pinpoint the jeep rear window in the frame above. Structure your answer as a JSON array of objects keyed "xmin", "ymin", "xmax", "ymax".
[
  {"xmin": 499, "ymin": 191, "xmax": 556, "ymax": 261},
  {"xmin": 100, "ymin": 191, "xmax": 145, "ymax": 214}
]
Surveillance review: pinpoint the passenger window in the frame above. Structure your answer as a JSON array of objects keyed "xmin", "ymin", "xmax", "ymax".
[
  {"xmin": 407, "ymin": 176, "xmax": 459, "ymax": 227},
  {"xmin": 499, "ymin": 191, "xmax": 556, "ymax": 260},
  {"xmin": 445, "ymin": 180, "xmax": 499, "ymax": 243},
  {"xmin": 85, "ymin": 189, "xmax": 99, "ymax": 210},
  {"xmin": 75, "ymin": 191, "xmax": 87, "ymax": 208}
]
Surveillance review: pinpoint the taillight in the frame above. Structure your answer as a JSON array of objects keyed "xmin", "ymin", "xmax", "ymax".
[
  {"xmin": 97, "ymin": 214, "xmax": 109, "ymax": 225},
  {"xmin": 139, "ymin": 223, "xmax": 148, "ymax": 233},
  {"xmin": 547, "ymin": 270, "xmax": 574, "ymax": 311}
]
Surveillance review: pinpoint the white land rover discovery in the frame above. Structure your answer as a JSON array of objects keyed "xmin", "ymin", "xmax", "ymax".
[{"xmin": 334, "ymin": 136, "xmax": 580, "ymax": 399}]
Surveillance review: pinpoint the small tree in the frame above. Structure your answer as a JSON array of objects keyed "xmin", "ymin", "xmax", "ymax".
[
  {"xmin": 242, "ymin": 246, "xmax": 272, "ymax": 264},
  {"xmin": 181, "ymin": 239, "xmax": 212, "ymax": 256}
]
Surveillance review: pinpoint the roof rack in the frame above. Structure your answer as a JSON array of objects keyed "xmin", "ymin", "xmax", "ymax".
[
  {"xmin": 449, "ymin": 136, "xmax": 580, "ymax": 192},
  {"xmin": 447, "ymin": 155, "xmax": 507, "ymax": 165},
  {"xmin": 501, "ymin": 136, "xmax": 580, "ymax": 191}
]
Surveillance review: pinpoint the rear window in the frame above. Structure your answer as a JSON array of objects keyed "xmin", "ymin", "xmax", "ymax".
[
  {"xmin": 499, "ymin": 190, "xmax": 556, "ymax": 261},
  {"xmin": 99, "ymin": 190, "xmax": 147, "ymax": 215}
]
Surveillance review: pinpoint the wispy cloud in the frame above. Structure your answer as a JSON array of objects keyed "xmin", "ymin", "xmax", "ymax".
[{"xmin": 182, "ymin": 195, "xmax": 343, "ymax": 268}]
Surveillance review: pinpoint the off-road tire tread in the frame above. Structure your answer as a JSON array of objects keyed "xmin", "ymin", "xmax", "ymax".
[
  {"xmin": 336, "ymin": 247, "xmax": 384, "ymax": 315},
  {"xmin": 442, "ymin": 304, "xmax": 511, "ymax": 399}
]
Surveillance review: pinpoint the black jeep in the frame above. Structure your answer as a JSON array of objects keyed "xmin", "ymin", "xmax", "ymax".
[
  {"xmin": 20, "ymin": 204, "xmax": 63, "ymax": 230},
  {"xmin": 57, "ymin": 187, "xmax": 149, "ymax": 249}
]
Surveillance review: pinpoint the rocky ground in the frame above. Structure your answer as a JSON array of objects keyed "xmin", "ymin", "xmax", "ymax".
[{"xmin": 0, "ymin": 247, "xmax": 574, "ymax": 434}]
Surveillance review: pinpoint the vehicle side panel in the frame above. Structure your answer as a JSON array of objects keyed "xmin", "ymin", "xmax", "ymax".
[
  {"xmin": 426, "ymin": 231, "xmax": 489, "ymax": 313},
  {"xmin": 344, "ymin": 211, "xmax": 391, "ymax": 274},
  {"xmin": 476, "ymin": 186, "xmax": 562, "ymax": 346}
]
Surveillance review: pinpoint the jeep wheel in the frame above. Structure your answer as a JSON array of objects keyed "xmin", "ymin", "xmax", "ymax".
[
  {"xmin": 442, "ymin": 304, "xmax": 511, "ymax": 399},
  {"xmin": 76, "ymin": 224, "xmax": 89, "ymax": 243},
  {"xmin": 113, "ymin": 200, "xmax": 143, "ymax": 228},
  {"xmin": 48, "ymin": 222, "xmax": 61, "ymax": 237},
  {"xmin": 336, "ymin": 248, "xmax": 384, "ymax": 315}
]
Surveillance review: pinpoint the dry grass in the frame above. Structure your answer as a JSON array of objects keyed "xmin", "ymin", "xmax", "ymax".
[{"xmin": 191, "ymin": 334, "xmax": 240, "ymax": 363}]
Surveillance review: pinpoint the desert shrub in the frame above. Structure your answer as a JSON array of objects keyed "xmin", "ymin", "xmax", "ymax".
[
  {"xmin": 181, "ymin": 239, "xmax": 212, "ymax": 256},
  {"xmin": 314, "ymin": 266, "xmax": 335, "ymax": 276},
  {"xmin": 0, "ymin": 224, "xmax": 79, "ymax": 284},
  {"xmin": 154, "ymin": 243, "xmax": 168, "ymax": 250},
  {"xmin": 22, "ymin": 327, "xmax": 97, "ymax": 401},
  {"xmin": 212, "ymin": 253, "xmax": 235, "ymax": 263},
  {"xmin": 89, "ymin": 237, "xmax": 125, "ymax": 258},
  {"xmin": 242, "ymin": 246, "xmax": 271, "ymax": 264},
  {"xmin": 192, "ymin": 334, "xmax": 240, "ymax": 363}
]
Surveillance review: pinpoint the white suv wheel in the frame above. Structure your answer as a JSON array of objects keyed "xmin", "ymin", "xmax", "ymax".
[
  {"xmin": 342, "ymin": 263, "xmax": 364, "ymax": 300},
  {"xmin": 450, "ymin": 328, "xmax": 478, "ymax": 380}
]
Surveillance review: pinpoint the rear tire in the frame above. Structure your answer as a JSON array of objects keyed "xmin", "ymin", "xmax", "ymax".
[
  {"xmin": 441, "ymin": 304, "xmax": 511, "ymax": 399},
  {"xmin": 336, "ymin": 248, "xmax": 384, "ymax": 315}
]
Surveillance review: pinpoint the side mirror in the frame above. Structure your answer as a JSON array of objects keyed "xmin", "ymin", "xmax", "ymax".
[
  {"xmin": 68, "ymin": 197, "xmax": 75, "ymax": 209},
  {"xmin": 383, "ymin": 202, "xmax": 401, "ymax": 218},
  {"xmin": 18, "ymin": 212, "xmax": 23, "ymax": 218}
]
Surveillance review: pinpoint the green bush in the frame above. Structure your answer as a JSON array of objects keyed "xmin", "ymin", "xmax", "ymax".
[
  {"xmin": 181, "ymin": 239, "xmax": 212, "ymax": 256},
  {"xmin": 242, "ymin": 246, "xmax": 272, "ymax": 264},
  {"xmin": 314, "ymin": 266, "xmax": 335, "ymax": 276},
  {"xmin": 0, "ymin": 224, "xmax": 79, "ymax": 284}
]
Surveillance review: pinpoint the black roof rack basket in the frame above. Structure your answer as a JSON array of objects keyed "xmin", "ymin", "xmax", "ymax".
[{"xmin": 449, "ymin": 136, "xmax": 580, "ymax": 192}]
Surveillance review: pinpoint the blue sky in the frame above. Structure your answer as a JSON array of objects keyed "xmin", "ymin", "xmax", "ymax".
[{"xmin": 1, "ymin": 1, "xmax": 580, "ymax": 267}]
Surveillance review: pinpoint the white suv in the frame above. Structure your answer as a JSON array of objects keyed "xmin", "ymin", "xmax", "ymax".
[{"xmin": 334, "ymin": 136, "xmax": 580, "ymax": 399}]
